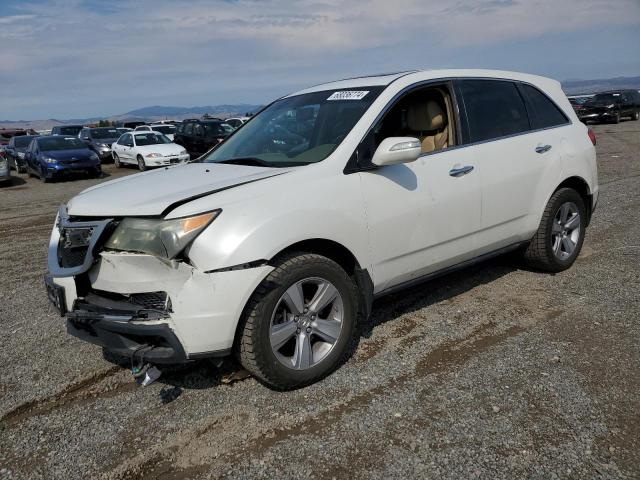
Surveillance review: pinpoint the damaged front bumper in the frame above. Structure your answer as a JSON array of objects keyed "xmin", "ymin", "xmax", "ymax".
[{"xmin": 46, "ymin": 206, "xmax": 273, "ymax": 363}]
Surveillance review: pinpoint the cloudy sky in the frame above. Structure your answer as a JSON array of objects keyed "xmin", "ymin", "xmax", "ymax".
[{"xmin": 1, "ymin": 0, "xmax": 639, "ymax": 120}]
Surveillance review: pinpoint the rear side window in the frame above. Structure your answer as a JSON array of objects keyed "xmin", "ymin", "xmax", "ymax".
[
  {"xmin": 459, "ymin": 80, "xmax": 530, "ymax": 143},
  {"xmin": 520, "ymin": 84, "xmax": 568, "ymax": 129}
]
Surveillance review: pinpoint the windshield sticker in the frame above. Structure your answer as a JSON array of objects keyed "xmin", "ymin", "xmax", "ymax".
[{"xmin": 327, "ymin": 91, "xmax": 369, "ymax": 101}]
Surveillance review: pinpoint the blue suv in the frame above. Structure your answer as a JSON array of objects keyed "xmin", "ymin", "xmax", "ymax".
[{"xmin": 25, "ymin": 136, "xmax": 101, "ymax": 182}]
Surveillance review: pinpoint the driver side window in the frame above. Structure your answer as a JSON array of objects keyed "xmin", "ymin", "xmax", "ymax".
[{"xmin": 357, "ymin": 84, "xmax": 456, "ymax": 167}]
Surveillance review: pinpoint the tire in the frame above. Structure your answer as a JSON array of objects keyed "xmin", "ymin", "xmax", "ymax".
[
  {"xmin": 113, "ymin": 153, "xmax": 121, "ymax": 168},
  {"xmin": 40, "ymin": 166, "xmax": 50, "ymax": 183},
  {"xmin": 612, "ymin": 112, "xmax": 620, "ymax": 124},
  {"xmin": 237, "ymin": 252, "xmax": 358, "ymax": 390},
  {"xmin": 523, "ymin": 188, "xmax": 587, "ymax": 272},
  {"xmin": 632, "ymin": 110, "xmax": 639, "ymax": 121},
  {"xmin": 137, "ymin": 155, "xmax": 147, "ymax": 172}
]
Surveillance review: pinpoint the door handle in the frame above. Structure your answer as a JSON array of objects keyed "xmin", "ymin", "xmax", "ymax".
[
  {"xmin": 535, "ymin": 144, "xmax": 552, "ymax": 154},
  {"xmin": 449, "ymin": 165, "xmax": 474, "ymax": 177}
]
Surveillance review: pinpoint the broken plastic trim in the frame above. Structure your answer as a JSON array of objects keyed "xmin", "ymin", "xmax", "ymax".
[{"xmin": 204, "ymin": 259, "xmax": 268, "ymax": 274}]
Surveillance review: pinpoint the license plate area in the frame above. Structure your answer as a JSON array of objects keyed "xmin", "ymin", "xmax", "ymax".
[{"xmin": 44, "ymin": 274, "xmax": 67, "ymax": 316}]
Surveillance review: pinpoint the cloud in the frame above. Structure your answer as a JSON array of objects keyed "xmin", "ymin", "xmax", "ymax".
[{"xmin": 0, "ymin": 0, "xmax": 639, "ymax": 119}]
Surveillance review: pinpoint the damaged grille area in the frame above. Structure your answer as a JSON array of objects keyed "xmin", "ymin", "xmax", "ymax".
[
  {"xmin": 92, "ymin": 290, "xmax": 172, "ymax": 314},
  {"xmin": 58, "ymin": 227, "xmax": 94, "ymax": 268}
]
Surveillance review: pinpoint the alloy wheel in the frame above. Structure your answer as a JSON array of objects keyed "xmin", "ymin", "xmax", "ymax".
[
  {"xmin": 551, "ymin": 202, "xmax": 581, "ymax": 260},
  {"xmin": 269, "ymin": 277, "xmax": 344, "ymax": 370}
]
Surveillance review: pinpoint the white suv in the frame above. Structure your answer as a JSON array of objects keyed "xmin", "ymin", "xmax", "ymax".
[{"xmin": 46, "ymin": 70, "xmax": 598, "ymax": 389}]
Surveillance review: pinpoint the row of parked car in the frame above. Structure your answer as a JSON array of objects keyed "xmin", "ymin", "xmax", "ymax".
[
  {"xmin": 568, "ymin": 89, "xmax": 640, "ymax": 124},
  {"xmin": 0, "ymin": 116, "xmax": 251, "ymax": 184}
]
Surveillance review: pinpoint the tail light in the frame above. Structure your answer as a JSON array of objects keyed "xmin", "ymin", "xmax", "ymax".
[{"xmin": 588, "ymin": 128, "xmax": 596, "ymax": 146}]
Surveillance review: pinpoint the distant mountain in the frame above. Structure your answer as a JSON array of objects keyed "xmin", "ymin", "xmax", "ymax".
[
  {"xmin": 124, "ymin": 104, "xmax": 262, "ymax": 118},
  {"xmin": 562, "ymin": 76, "xmax": 640, "ymax": 95},
  {"xmin": 0, "ymin": 103, "xmax": 263, "ymax": 130}
]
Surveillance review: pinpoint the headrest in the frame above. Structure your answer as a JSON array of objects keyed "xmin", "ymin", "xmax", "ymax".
[{"xmin": 407, "ymin": 100, "xmax": 445, "ymax": 131}]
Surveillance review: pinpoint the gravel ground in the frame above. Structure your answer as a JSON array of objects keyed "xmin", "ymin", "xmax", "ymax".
[{"xmin": 0, "ymin": 122, "xmax": 638, "ymax": 479}]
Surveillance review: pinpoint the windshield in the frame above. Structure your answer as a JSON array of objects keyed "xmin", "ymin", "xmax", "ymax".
[
  {"xmin": 15, "ymin": 136, "xmax": 35, "ymax": 148},
  {"xmin": 90, "ymin": 128, "xmax": 120, "ymax": 139},
  {"xmin": 151, "ymin": 125, "xmax": 175, "ymax": 134},
  {"xmin": 39, "ymin": 137, "xmax": 87, "ymax": 151},
  {"xmin": 202, "ymin": 87, "xmax": 384, "ymax": 167},
  {"xmin": 587, "ymin": 93, "xmax": 620, "ymax": 105},
  {"xmin": 134, "ymin": 133, "xmax": 171, "ymax": 146},
  {"xmin": 58, "ymin": 126, "xmax": 83, "ymax": 135}
]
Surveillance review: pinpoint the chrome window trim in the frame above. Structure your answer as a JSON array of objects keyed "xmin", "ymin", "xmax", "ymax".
[{"xmin": 347, "ymin": 75, "xmax": 573, "ymax": 168}]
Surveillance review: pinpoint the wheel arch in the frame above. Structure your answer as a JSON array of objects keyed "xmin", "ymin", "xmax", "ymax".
[
  {"xmin": 554, "ymin": 175, "xmax": 593, "ymax": 224},
  {"xmin": 269, "ymin": 238, "xmax": 374, "ymax": 319}
]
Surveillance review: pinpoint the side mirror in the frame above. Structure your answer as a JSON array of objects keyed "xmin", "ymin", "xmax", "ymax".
[{"xmin": 371, "ymin": 137, "xmax": 421, "ymax": 167}]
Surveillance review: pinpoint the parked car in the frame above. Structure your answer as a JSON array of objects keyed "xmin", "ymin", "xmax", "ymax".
[
  {"xmin": 5, "ymin": 134, "xmax": 39, "ymax": 172},
  {"xmin": 579, "ymin": 90, "xmax": 640, "ymax": 123},
  {"xmin": 51, "ymin": 125, "xmax": 84, "ymax": 136},
  {"xmin": 568, "ymin": 97, "xmax": 588, "ymax": 115},
  {"xmin": 135, "ymin": 124, "xmax": 177, "ymax": 141},
  {"xmin": 25, "ymin": 136, "xmax": 101, "ymax": 182},
  {"xmin": 0, "ymin": 128, "xmax": 36, "ymax": 146},
  {"xmin": 78, "ymin": 127, "xmax": 121, "ymax": 162},
  {"xmin": 111, "ymin": 131, "xmax": 189, "ymax": 171},
  {"xmin": 224, "ymin": 117, "xmax": 250, "ymax": 129},
  {"xmin": 116, "ymin": 127, "xmax": 132, "ymax": 135},
  {"xmin": 45, "ymin": 69, "xmax": 597, "ymax": 390},
  {"xmin": 174, "ymin": 119, "xmax": 229, "ymax": 157},
  {"xmin": 0, "ymin": 146, "xmax": 11, "ymax": 185}
]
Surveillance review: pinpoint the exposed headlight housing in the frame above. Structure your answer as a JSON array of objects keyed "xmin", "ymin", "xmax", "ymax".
[{"xmin": 104, "ymin": 210, "xmax": 221, "ymax": 259}]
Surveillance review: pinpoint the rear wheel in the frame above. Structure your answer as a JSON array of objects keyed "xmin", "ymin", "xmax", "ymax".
[
  {"xmin": 237, "ymin": 252, "xmax": 358, "ymax": 390},
  {"xmin": 523, "ymin": 188, "xmax": 586, "ymax": 272},
  {"xmin": 137, "ymin": 155, "xmax": 146, "ymax": 172},
  {"xmin": 612, "ymin": 112, "xmax": 620, "ymax": 124},
  {"xmin": 40, "ymin": 166, "xmax": 50, "ymax": 183}
]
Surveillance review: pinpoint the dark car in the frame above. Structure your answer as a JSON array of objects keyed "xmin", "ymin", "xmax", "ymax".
[
  {"xmin": 5, "ymin": 134, "xmax": 39, "ymax": 172},
  {"xmin": 174, "ymin": 120, "xmax": 229, "ymax": 158},
  {"xmin": 579, "ymin": 90, "xmax": 640, "ymax": 124},
  {"xmin": 0, "ymin": 146, "xmax": 11, "ymax": 185},
  {"xmin": 51, "ymin": 125, "xmax": 84, "ymax": 136},
  {"xmin": 79, "ymin": 127, "xmax": 121, "ymax": 161},
  {"xmin": 25, "ymin": 136, "xmax": 101, "ymax": 182},
  {"xmin": 0, "ymin": 128, "xmax": 37, "ymax": 146}
]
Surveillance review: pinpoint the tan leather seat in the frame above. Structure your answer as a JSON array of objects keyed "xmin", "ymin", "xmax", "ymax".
[{"xmin": 407, "ymin": 100, "xmax": 448, "ymax": 153}]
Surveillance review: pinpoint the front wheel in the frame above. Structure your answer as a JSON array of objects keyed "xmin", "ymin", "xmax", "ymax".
[
  {"xmin": 137, "ymin": 155, "xmax": 146, "ymax": 172},
  {"xmin": 523, "ymin": 188, "xmax": 587, "ymax": 272},
  {"xmin": 612, "ymin": 112, "xmax": 620, "ymax": 124},
  {"xmin": 632, "ymin": 110, "xmax": 639, "ymax": 121},
  {"xmin": 113, "ymin": 153, "xmax": 121, "ymax": 168},
  {"xmin": 237, "ymin": 253, "xmax": 358, "ymax": 390}
]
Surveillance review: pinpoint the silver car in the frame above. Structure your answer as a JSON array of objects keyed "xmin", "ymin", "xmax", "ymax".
[{"xmin": 0, "ymin": 147, "xmax": 11, "ymax": 185}]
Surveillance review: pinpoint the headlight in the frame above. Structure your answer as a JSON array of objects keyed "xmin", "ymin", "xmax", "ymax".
[
  {"xmin": 89, "ymin": 153, "xmax": 99, "ymax": 161},
  {"xmin": 44, "ymin": 156, "xmax": 57, "ymax": 164},
  {"xmin": 99, "ymin": 143, "xmax": 110, "ymax": 149},
  {"xmin": 104, "ymin": 210, "xmax": 221, "ymax": 259},
  {"xmin": 180, "ymin": 149, "xmax": 188, "ymax": 155},
  {"xmin": 606, "ymin": 104, "xmax": 615, "ymax": 109},
  {"xmin": 17, "ymin": 152, "xmax": 25, "ymax": 158},
  {"xmin": 145, "ymin": 153, "xmax": 163, "ymax": 158}
]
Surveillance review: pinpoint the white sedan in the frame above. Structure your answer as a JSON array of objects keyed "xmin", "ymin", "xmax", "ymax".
[{"xmin": 111, "ymin": 131, "xmax": 189, "ymax": 171}]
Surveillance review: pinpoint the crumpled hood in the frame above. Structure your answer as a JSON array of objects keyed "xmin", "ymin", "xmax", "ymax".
[{"xmin": 67, "ymin": 163, "xmax": 292, "ymax": 217}]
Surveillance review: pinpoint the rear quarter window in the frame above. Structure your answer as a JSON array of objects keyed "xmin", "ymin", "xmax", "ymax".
[
  {"xmin": 519, "ymin": 84, "xmax": 569, "ymax": 130},
  {"xmin": 458, "ymin": 79, "xmax": 530, "ymax": 143}
]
